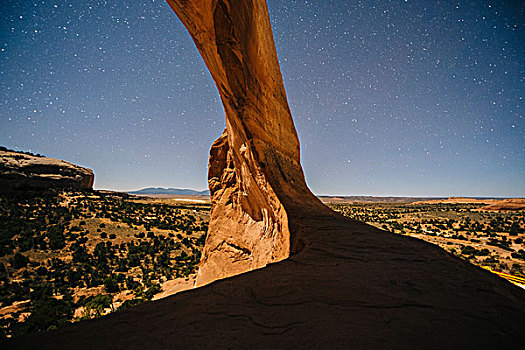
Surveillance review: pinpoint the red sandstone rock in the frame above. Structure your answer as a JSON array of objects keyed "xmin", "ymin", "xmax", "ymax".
[
  {"xmin": 482, "ymin": 198, "xmax": 525, "ymax": 211},
  {"xmin": 166, "ymin": 0, "xmax": 330, "ymax": 285}
]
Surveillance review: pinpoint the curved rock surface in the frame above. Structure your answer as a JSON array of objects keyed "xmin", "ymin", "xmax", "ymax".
[
  {"xmin": 167, "ymin": 0, "xmax": 330, "ymax": 286},
  {"xmin": 0, "ymin": 149, "xmax": 94, "ymax": 194}
]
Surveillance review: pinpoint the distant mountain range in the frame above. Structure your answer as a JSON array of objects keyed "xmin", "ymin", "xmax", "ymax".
[{"xmin": 127, "ymin": 187, "xmax": 209, "ymax": 196}]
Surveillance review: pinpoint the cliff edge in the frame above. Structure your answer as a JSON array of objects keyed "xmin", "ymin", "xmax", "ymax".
[{"xmin": 0, "ymin": 148, "xmax": 94, "ymax": 194}]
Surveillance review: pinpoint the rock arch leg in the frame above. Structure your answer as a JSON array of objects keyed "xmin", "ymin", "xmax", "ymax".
[{"xmin": 166, "ymin": 0, "xmax": 330, "ymax": 285}]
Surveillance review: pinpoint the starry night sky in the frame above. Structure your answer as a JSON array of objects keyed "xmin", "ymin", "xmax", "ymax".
[{"xmin": 1, "ymin": 0, "xmax": 523, "ymax": 196}]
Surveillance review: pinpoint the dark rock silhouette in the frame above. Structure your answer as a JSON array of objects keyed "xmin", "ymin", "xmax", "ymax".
[{"xmin": 0, "ymin": 149, "xmax": 94, "ymax": 194}]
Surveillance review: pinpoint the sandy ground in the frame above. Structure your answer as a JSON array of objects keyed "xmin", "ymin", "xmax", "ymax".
[
  {"xmin": 172, "ymin": 198, "xmax": 207, "ymax": 203},
  {"xmin": 152, "ymin": 276, "xmax": 196, "ymax": 300},
  {"xmin": 411, "ymin": 197, "xmax": 500, "ymax": 205},
  {"xmin": 0, "ymin": 300, "xmax": 30, "ymax": 317}
]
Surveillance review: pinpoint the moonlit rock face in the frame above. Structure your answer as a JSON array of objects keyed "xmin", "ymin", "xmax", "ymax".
[
  {"xmin": 166, "ymin": 0, "xmax": 330, "ymax": 285},
  {"xmin": 0, "ymin": 149, "xmax": 94, "ymax": 193}
]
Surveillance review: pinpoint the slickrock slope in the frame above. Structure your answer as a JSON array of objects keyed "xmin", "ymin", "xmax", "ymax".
[
  {"xmin": 0, "ymin": 149, "xmax": 94, "ymax": 194},
  {"xmin": 8, "ymin": 215, "xmax": 525, "ymax": 349},
  {"xmin": 166, "ymin": 0, "xmax": 331, "ymax": 285}
]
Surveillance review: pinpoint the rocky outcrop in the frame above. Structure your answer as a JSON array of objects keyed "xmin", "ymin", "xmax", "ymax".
[
  {"xmin": 0, "ymin": 149, "xmax": 94, "ymax": 194},
  {"xmin": 482, "ymin": 198, "xmax": 525, "ymax": 211},
  {"xmin": 167, "ymin": 0, "xmax": 331, "ymax": 286}
]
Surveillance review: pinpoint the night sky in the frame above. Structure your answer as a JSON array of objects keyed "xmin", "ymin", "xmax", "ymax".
[{"xmin": 1, "ymin": 0, "xmax": 523, "ymax": 196}]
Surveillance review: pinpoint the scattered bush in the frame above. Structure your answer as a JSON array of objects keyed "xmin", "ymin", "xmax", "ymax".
[
  {"xmin": 21, "ymin": 298, "xmax": 74, "ymax": 334},
  {"xmin": 11, "ymin": 253, "xmax": 29, "ymax": 269}
]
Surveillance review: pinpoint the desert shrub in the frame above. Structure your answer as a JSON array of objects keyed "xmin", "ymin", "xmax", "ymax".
[
  {"xmin": 11, "ymin": 253, "xmax": 29, "ymax": 269},
  {"xmin": 511, "ymin": 250, "xmax": 525, "ymax": 261},
  {"xmin": 117, "ymin": 297, "xmax": 145, "ymax": 311},
  {"xmin": 126, "ymin": 276, "xmax": 140, "ymax": 290},
  {"xmin": 36, "ymin": 266, "xmax": 48, "ymax": 276},
  {"xmin": 509, "ymin": 223, "xmax": 521, "ymax": 236},
  {"xmin": 72, "ymin": 245, "xmax": 90, "ymax": 263},
  {"xmin": 196, "ymin": 233, "xmax": 206, "ymax": 246},
  {"xmin": 93, "ymin": 242, "xmax": 108, "ymax": 263},
  {"xmin": 29, "ymin": 283, "xmax": 54, "ymax": 302},
  {"xmin": 0, "ymin": 263, "xmax": 7, "ymax": 281},
  {"xmin": 104, "ymin": 276, "xmax": 119, "ymax": 293},
  {"xmin": 156, "ymin": 251, "xmax": 170, "ymax": 268},
  {"xmin": 142, "ymin": 284, "xmax": 161, "ymax": 301},
  {"xmin": 47, "ymin": 226, "xmax": 65, "ymax": 250},
  {"xmin": 20, "ymin": 298, "xmax": 74, "ymax": 335},
  {"xmin": 84, "ymin": 294, "xmax": 112, "ymax": 317}
]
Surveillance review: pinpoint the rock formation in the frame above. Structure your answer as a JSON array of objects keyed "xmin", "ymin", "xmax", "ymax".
[
  {"xmin": 5, "ymin": 1, "xmax": 525, "ymax": 348},
  {"xmin": 166, "ymin": 0, "xmax": 331, "ymax": 285},
  {"xmin": 0, "ymin": 148, "xmax": 94, "ymax": 194},
  {"xmin": 482, "ymin": 198, "xmax": 525, "ymax": 211}
]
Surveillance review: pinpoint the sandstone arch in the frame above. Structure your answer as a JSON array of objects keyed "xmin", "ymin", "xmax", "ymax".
[
  {"xmin": 166, "ymin": 0, "xmax": 332, "ymax": 285},
  {"xmin": 10, "ymin": 3, "xmax": 525, "ymax": 347}
]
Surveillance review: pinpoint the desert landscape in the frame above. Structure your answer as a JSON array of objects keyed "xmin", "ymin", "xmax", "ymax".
[
  {"xmin": 1, "ymin": 186, "xmax": 524, "ymax": 339},
  {"xmin": 1, "ymin": 0, "xmax": 524, "ymax": 348},
  {"xmin": 331, "ymin": 200, "xmax": 525, "ymax": 281},
  {"xmin": 0, "ymin": 185, "xmax": 208, "ymax": 337}
]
